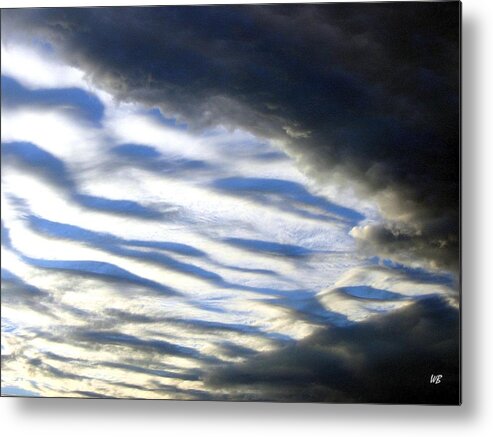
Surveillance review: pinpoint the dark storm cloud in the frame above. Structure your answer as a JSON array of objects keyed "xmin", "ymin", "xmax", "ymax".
[
  {"xmin": 205, "ymin": 296, "xmax": 460, "ymax": 404},
  {"xmin": 0, "ymin": 2, "xmax": 460, "ymax": 273}
]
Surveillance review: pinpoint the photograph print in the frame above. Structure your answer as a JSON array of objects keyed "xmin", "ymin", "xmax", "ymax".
[{"xmin": 0, "ymin": 1, "xmax": 461, "ymax": 404}]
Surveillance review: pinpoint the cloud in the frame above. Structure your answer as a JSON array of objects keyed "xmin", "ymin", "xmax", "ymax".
[
  {"xmin": 205, "ymin": 296, "xmax": 460, "ymax": 404},
  {"xmin": 1, "ymin": 76, "xmax": 104, "ymax": 125},
  {"xmin": 212, "ymin": 176, "xmax": 364, "ymax": 225},
  {"xmin": 2, "ymin": 140, "xmax": 167, "ymax": 219},
  {"xmin": 0, "ymin": 3, "xmax": 460, "ymax": 273},
  {"xmin": 0, "ymin": 41, "xmax": 86, "ymax": 90},
  {"xmin": 0, "ymin": 3, "xmax": 459, "ymax": 402}
]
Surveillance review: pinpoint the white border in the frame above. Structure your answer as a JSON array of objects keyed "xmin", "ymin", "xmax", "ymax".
[{"xmin": 1, "ymin": 0, "xmax": 493, "ymax": 436}]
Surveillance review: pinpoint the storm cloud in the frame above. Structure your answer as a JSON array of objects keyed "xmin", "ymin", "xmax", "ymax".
[
  {"xmin": 206, "ymin": 296, "xmax": 460, "ymax": 404},
  {"xmin": 1, "ymin": 2, "xmax": 460, "ymax": 272},
  {"xmin": 1, "ymin": 2, "xmax": 460, "ymax": 403}
]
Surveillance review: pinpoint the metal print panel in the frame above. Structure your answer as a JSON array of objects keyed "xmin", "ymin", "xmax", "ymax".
[{"xmin": 0, "ymin": 1, "xmax": 461, "ymax": 404}]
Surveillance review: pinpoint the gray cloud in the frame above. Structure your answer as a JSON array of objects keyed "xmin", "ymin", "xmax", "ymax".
[
  {"xmin": 1, "ymin": 2, "xmax": 460, "ymax": 273},
  {"xmin": 0, "ymin": 3, "xmax": 460, "ymax": 403},
  {"xmin": 205, "ymin": 296, "xmax": 460, "ymax": 404}
]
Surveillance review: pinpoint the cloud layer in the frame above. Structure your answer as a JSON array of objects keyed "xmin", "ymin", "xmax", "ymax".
[
  {"xmin": 1, "ymin": 3, "xmax": 460, "ymax": 403},
  {"xmin": 1, "ymin": 2, "xmax": 460, "ymax": 272}
]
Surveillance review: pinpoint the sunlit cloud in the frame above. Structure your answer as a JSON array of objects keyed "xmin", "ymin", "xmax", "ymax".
[{"xmin": 1, "ymin": 3, "xmax": 459, "ymax": 403}]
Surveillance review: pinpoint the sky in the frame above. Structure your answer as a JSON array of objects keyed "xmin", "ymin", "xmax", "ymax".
[{"xmin": 0, "ymin": 2, "xmax": 460, "ymax": 403}]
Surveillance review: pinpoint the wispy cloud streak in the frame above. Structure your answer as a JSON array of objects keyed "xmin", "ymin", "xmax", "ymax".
[{"xmin": 1, "ymin": 3, "xmax": 459, "ymax": 403}]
